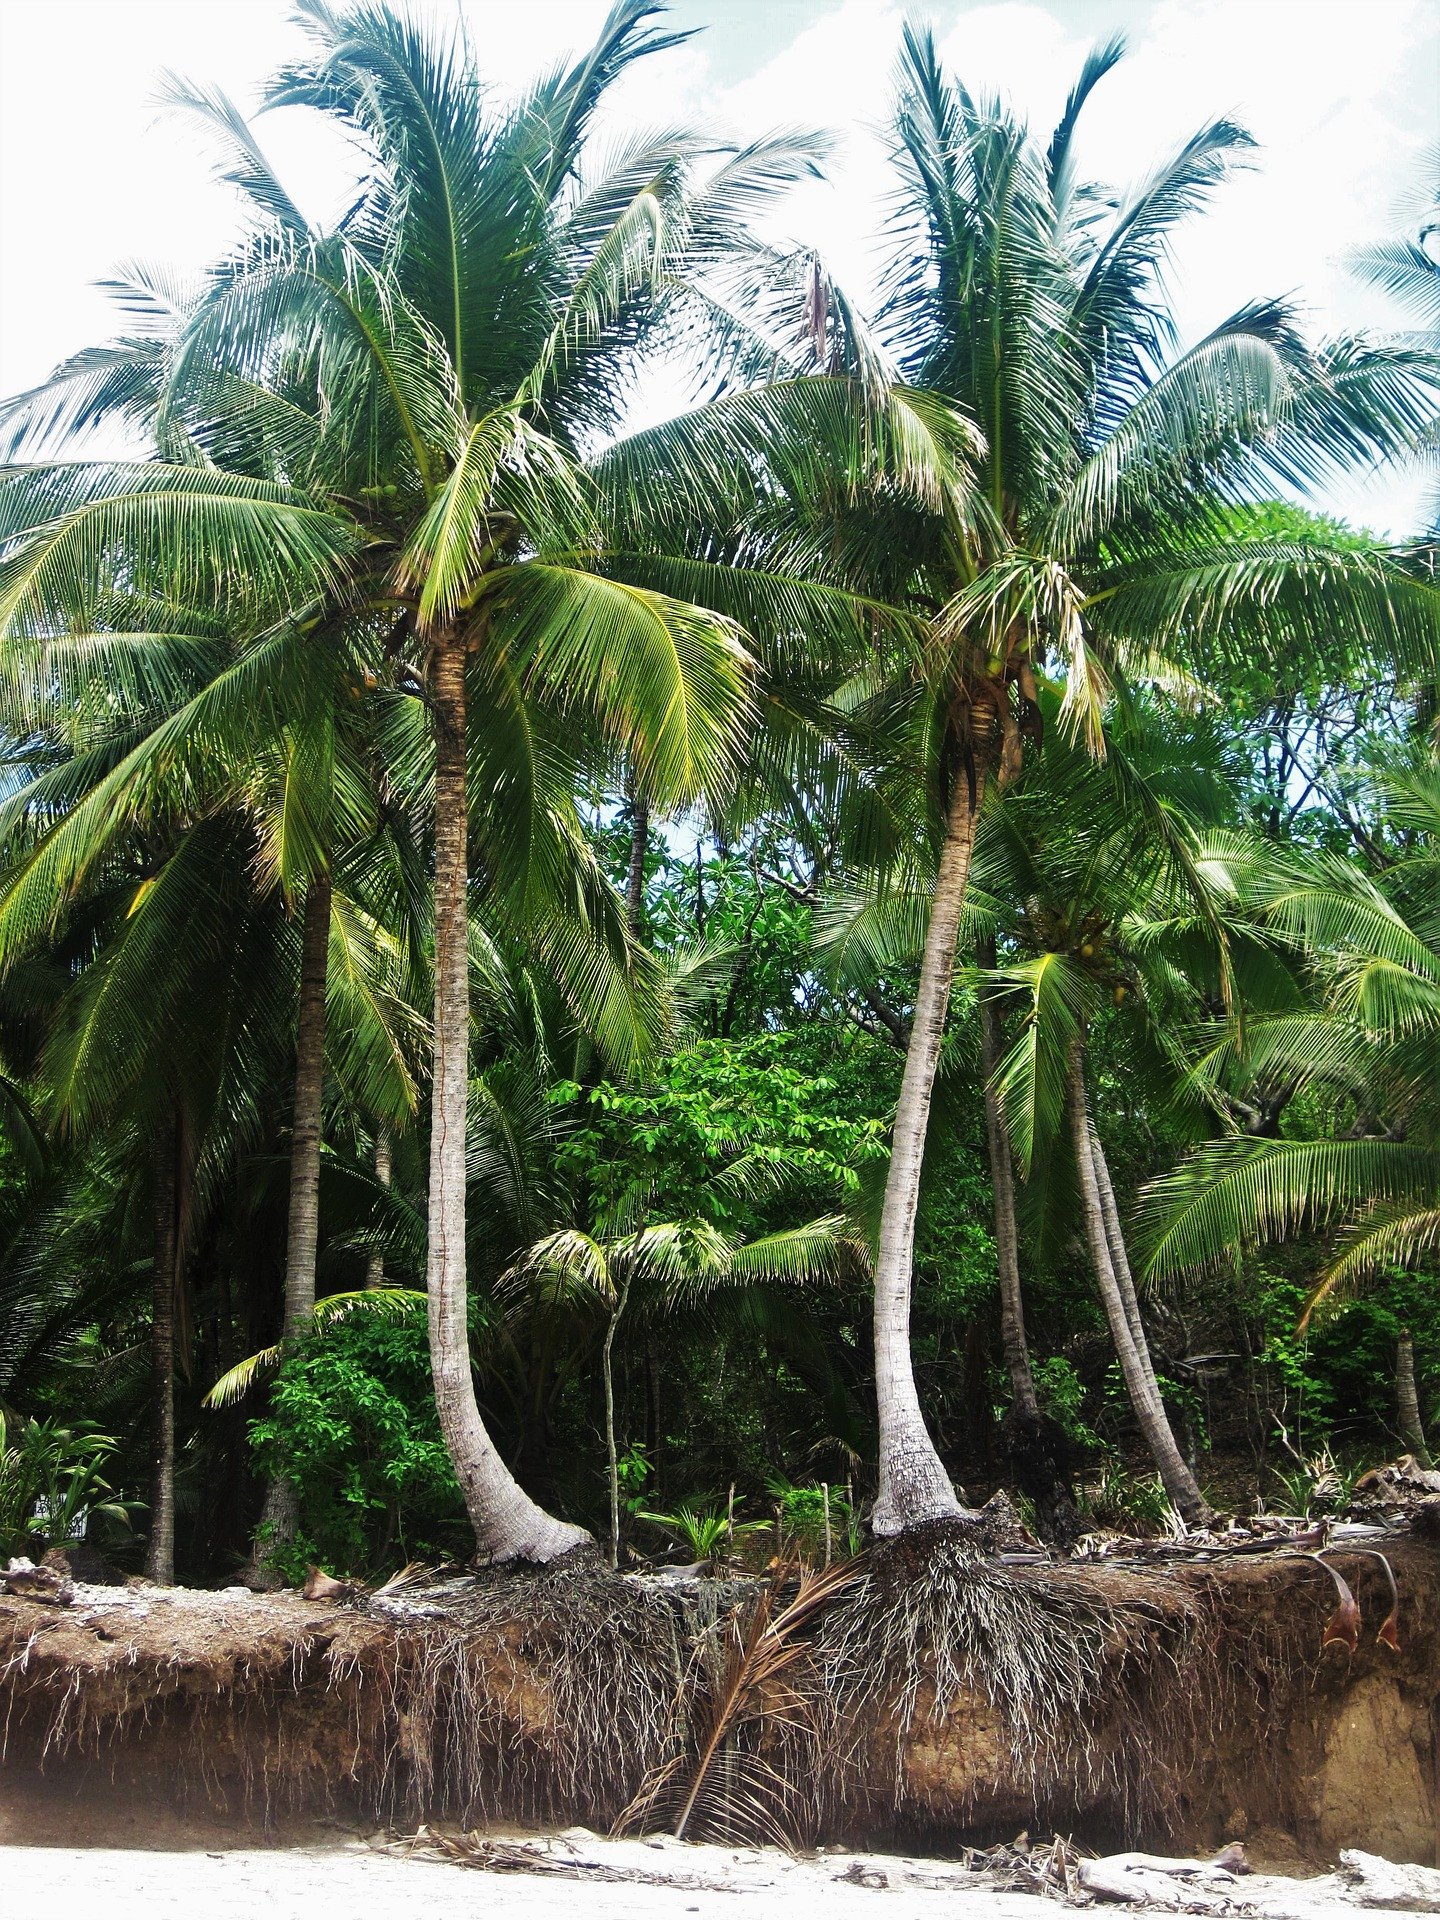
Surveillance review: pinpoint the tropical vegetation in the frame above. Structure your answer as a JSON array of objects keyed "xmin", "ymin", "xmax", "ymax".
[{"xmin": 0, "ymin": 2, "xmax": 1436, "ymax": 1583}]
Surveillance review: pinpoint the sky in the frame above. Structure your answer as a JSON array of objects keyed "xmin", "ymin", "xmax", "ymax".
[{"xmin": 0, "ymin": 0, "xmax": 1435, "ymax": 533}]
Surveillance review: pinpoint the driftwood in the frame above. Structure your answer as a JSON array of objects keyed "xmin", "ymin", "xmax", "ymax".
[
  {"xmin": 386, "ymin": 1829, "xmax": 1440, "ymax": 1914},
  {"xmin": 1074, "ymin": 1845, "xmax": 1440, "ymax": 1913}
]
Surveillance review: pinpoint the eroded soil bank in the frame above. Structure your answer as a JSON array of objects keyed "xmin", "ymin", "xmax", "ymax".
[{"xmin": 2, "ymin": 1531, "xmax": 1436, "ymax": 1867}]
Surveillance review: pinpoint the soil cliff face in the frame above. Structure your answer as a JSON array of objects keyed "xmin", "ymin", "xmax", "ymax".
[
  {"xmin": 1, "ymin": 1536, "xmax": 1436, "ymax": 1864},
  {"xmin": 878, "ymin": 1540, "xmax": 1439, "ymax": 1865}
]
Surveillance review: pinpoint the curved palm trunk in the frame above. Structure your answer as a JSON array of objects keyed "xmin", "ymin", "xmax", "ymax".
[
  {"xmin": 145, "ymin": 1126, "xmax": 178, "ymax": 1585},
  {"xmin": 427, "ymin": 626, "xmax": 590, "ymax": 1566},
  {"xmin": 871, "ymin": 771, "xmax": 986, "ymax": 1536},
  {"xmin": 1397, "ymin": 1328, "xmax": 1434, "ymax": 1469},
  {"xmin": 246, "ymin": 868, "xmax": 332, "ymax": 1578},
  {"xmin": 365, "ymin": 1126, "xmax": 392, "ymax": 1289},
  {"xmin": 1089, "ymin": 1119, "xmax": 1165, "ymax": 1409},
  {"xmin": 1065, "ymin": 1046, "xmax": 1213, "ymax": 1528}
]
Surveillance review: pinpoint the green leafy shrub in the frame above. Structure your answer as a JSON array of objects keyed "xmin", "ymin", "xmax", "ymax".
[
  {"xmin": 248, "ymin": 1306, "xmax": 469, "ymax": 1581},
  {"xmin": 1084, "ymin": 1460, "xmax": 1174, "ymax": 1534},
  {"xmin": 1032, "ymin": 1355, "xmax": 1100, "ymax": 1451},
  {"xmin": 1252, "ymin": 1267, "xmax": 1440, "ymax": 1455},
  {"xmin": 0, "ymin": 1412, "xmax": 139, "ymax": 1557},
  {"xmin": 555, "ymin": 1030, "xmax": 892, "ymax": 1237},
  {"xmin": 765, "ymin": 1472, "xmax": 859, "ymax": 1558},
  {"xmin": 636, "ymin": 1500, "xmax": 771, "ymax": 1563}
]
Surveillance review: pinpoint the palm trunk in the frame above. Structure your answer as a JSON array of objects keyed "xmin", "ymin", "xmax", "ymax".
[
  {"xmin": 246, "ymin": 868, "xmax": 331, "ymax": 1578},
  {"xmin": 979, "ymin": 934, "xmax": 1079, "ymax": 1541},
  {"xmin": 1066, "ymin": 1046, "xmax": 1213, "ymax": 1528},
  {"xmin": 283, "ymin": 868, "xmax": 331, "ymax": 1341},
  {"xmin": 1089, "ymin": 1118, "xmax": 1165, "ymax": 1407},
  {"xmin": 871, "ymin": 769, "xmax": 986, "ymax": 1536},
  {"xmin": 365, "ymin": 1126, "xmax": 392, "ymax": 1289},
  {"xmin": 976, "ymin": 932, "xmax": 1038, "ymax": 1420},
  {"xmin": 1397, "ymin": 1328, "xmax": 1434, "ymax": 1469},
  {"xmin": 603, "ymin": 1274, "xmax": 632, "ymax": 1570},
  {"xmin": 625, "ymin": 777, "xmax": 648, "ymax": 942},
  {"xmin": 145, "ymin": 1125, "xmax": 177, "ymax": 1585},
  {"xmin": 427, "ymin": 624, "xmax": 590, "ymax": 1566}
]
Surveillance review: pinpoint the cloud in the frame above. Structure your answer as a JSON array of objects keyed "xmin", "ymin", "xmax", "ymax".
[
  {"xmin": 0, "ymin": 0, "xmax": 1431, "ymax": 531},
  {"xmin": 685, "ymin": 0, "xmax": 1437, "ymax": 533}
]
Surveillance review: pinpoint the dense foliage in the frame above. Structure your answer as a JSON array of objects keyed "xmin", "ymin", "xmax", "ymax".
[{"xmin": 0, "ymin": 1, "xmax": 1436, "ymax": 1578}]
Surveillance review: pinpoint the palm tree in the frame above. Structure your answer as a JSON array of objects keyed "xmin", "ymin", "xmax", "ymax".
[
  {"xmin": 0, "ymin": 2, "xmax": 931, "ymax": 1563},
  {"xmin": 801, "ymin": 30, "xmax": 1440, "ymax": 1536},
  {"xmin": 508, "ymin": 1214, "xmax": 856, "ymax": 1568},
  {"xmin": 0, "ymin": 561, "xmax": 431, "ymax": 1570},
  {"xmin": 22, "ymin": 831, "xmax": 313, "ymax": 1580},
  {"xmin": 1141, "ymin": 769, "xmax": 1440, "ymax": 1325},
  {"xmin": 975, "ymin": 713, "xmax": 1262, "ymax": 1524}
]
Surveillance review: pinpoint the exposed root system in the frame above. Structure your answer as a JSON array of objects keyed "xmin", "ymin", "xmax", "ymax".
[
  {"xmin": 1, "ymin": 1531, "xmax": 1437, "ymax": 1864},
  {"xmin": 366, "ymin": 1562, "xmax": 685, "ymax": 1827}
]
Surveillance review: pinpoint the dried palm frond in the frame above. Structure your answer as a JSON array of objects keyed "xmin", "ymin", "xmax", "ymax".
[
  {"xmin": 618, "ymin": 1556, "xmax": 862, "ymax": 1846},
  {"xmin": 1325, "ymin": 1547, "xmax": 1401, "ymax": 1652},
  {"xmin": 1295, "ymin": 1552, "xmax": 1361, "ymax": 1655}
]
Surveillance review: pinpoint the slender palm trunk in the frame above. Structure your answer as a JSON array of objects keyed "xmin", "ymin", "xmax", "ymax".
[
  {"xmin": 1397, "ymin": 1328, "xmax": 1434, "ymax": 1469},
  {"xmin": 979, "ymin": 935, "xmax": 1079, "ymax": 1541},
  {"xmin": 283, "ymin": 869, "xmax": 331, "ymax": 1342},
  {"xmin": 145, "ymin": 1125, "xmax": 177, "ymax": 1585},
  {"xmin": 365, "ymin": 1126, "xmax": 392, "ymax": 1289},
  {"xmin": 1065, "ymin": 1046, "xmax": 1213, "ymax": 1527},
  {"xmin": 871, "ymin": 769, "xmax": 987, "ymax": 1536},
  {"xmin": 1089, "ymin": 1119, "xmax": 1165, "ymax": 1408},
  {"xmin": 427, "ymin": 625, "xmax": 590, "ymax": 1565},
  {"xmin": 976, "ymin": 932, "xmax": 1038, "ymax": 1420},
  {"xmin": 246, "ymin": 868, "xmax": 332, "ymax": 1577},
  {"xmin": 603, "ymin": 1274, "xmax": 632, "ymax": 1570},
  {"xmin": 625, "ymin": 776, "xmax": 648, "ymax": 942}
]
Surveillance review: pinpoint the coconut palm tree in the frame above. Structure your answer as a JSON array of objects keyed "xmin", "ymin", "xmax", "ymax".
[
  {"xmin": 974, "ymin": 712, "xmax": 1270, "ymax": 1525},
  {"xmin": 0, "ymin": 1, "xmax": 943, "ymax": 1564},
  {"xmin": 0, "ymin": 554, "xmax": 434, "ymax": 1568},
  {"xmin": 507, "ymin": 1214, "xmax": 858, "ymax": 1568},
  {"xmin": 793, "ymin": 30, "xmax": 1440, "ymax": 1536}
]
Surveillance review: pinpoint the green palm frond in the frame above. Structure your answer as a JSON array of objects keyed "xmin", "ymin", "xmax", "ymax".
[
  {"xmin": 1091, "ymin": 540, "xmax": 1440, "ymax": 684},
  {"xmin": 489, "ymin": 562, "xmax": 754, "ymax": 808},
  {"xmin": 0, "ymin": 625, "xmax": 326, "ymax": 961},
  {"xmin": 1141, "ymin": 1136, "xmax": 1440, "ymax": 1284},
  {"xmin": 0, "ymin": 462, "xmax": 361, "ymax": 637},
  {"xmin": 202, "ymin": 1286, "xmax": 425, "ymax": 1407},
  {"xmin": 991, "ymin": 951, "xmax": 1091, "ymax": 1177},
  {"xmin": 1311, "ymin": 1203, "xmax": 1440, "ymax": 1320},
  {"xmin": 1050, "ymin": 327, "xmax": 1292, "ymax": 551},
  {"xmin": 157, "ymin": 73, "xmax": 312, "ymax": 239},
  {"xmin": 202, "ymin": 1344, "xmax": 282, "ymax": 1409}
]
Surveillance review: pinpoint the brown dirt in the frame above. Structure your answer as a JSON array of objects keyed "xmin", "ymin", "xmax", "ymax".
[
  {"xmin": 1, "ymin": 1536, "xmax": 1436, "ymax": 1865},
  {"xmin": 859, "ymin": 1537, "xmax": 1440, "ymax": 1866}
]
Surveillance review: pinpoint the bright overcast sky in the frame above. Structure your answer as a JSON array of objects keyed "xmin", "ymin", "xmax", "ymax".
[{"xmin": 1, "ymin": 0, "xmax": 1435, "ymax": 533}]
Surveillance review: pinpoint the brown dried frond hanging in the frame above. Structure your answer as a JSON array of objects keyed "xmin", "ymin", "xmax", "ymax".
[{"xmin": 618, "ymin": 1556, "xmax": 863, "ymax": 1847}]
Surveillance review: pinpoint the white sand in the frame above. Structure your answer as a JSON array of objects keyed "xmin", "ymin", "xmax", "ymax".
[
  {"xmin": 3, "ymin": 1835, "xmax": 1436, "ymax": 1917},
  {"xmin": 0, "ymin": 1839, "xmax": 1045, "ymax": 1916}
]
